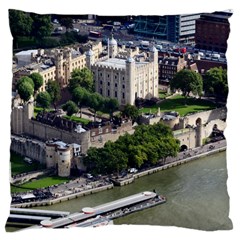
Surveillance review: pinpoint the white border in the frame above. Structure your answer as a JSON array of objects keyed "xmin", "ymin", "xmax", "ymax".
[{"xmin": 1, "ymin": 1, "xmax": 239, "ymax": 240}]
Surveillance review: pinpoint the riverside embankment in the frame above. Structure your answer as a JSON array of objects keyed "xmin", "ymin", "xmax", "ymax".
[{"xmin": 11, "ymin": 140, "xmax": 226, "ymax": 208}]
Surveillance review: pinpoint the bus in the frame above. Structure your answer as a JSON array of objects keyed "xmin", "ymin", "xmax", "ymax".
[{"xmin": 88, "ymin": 31, "xmax": 102, "ymax": 40}]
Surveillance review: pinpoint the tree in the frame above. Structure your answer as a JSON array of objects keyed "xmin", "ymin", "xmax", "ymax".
[
  {"xmin": 9, "ymin": 10, "xmax": 33, "ymax": 48},
  {"xmin": 121, "ymin": 104, "xmax": 139, "ymax": 122},
  {"xmin": 46, "ymin": 80, "xmax": 61, "ymax": 109},
  {"xmin": 30, "ymin": 13, "xmax": 53, "ymax": 41},
  {"xmin": 69, "ymin": 68, "xmax": 94, "ymax": 93},
  {"xmin": 87, "ymin": 93, "xmax": 104, "ymax": 121},
  {"xmin": 58, "ymin": 17, "xmax": 73, "ymax": 31},
  {"xmin": 72, "ymin": 87, "xmax": 89, "ymax": 118},
  {"xmin": 62, "ymin": 100, "xmax": 79, "ymax": 117},
  {"xmin": 103, "ymin": 98, "xmax": 119, "ymax": 118},
  {"xmin": 36, "ymin": 91, "xmax": 51, "ymax": 109},
  {"xmin": 29, "ymin": 72, "xmax": 43, "ymax": 94},
  {"xmin": 128, "ymin": 145, "xmax": 148, "ymax": 168},
  {"xmin": 17, "ymin": 76, "xmax": 34, "ymax": 90},
  {"xmin": 203, "ymin": 67, "xmax": 228, "ymax": 101},
  {"xmin": 170, "ymin": 69, "xmax": 203, "ymax": 97},
  {"xmin": 17, "ymin": 81, "xmax": 34, "ymax": 102}
]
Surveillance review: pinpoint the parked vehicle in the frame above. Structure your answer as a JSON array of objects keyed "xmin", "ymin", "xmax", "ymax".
[{"xmin": 24, "ymin": 157, "xmax": 32, "ymax": 164}]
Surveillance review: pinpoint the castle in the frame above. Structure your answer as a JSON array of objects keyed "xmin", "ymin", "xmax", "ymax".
[
  {"xmin": 87, "ymin": 36, "xmax": 159, "ymax": 105},
  {"xmin": 13, "ymin": 37, "xmax": 159, "ymax": 106}
]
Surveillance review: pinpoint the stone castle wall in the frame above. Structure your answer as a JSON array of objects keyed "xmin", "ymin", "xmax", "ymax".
[
  {"xmin": 181, "ymin": 107, "xmax": 227, "ymax": 128},
  {"xmin": 10, "ymin": 137, "xmax": 46, "ymax": 164}
]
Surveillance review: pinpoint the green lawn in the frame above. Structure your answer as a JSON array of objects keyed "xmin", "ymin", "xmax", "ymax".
[
  {"xmin": 63, "ymin": 115, "xmax": 91, "ymax": 125},
  {"xmin": 159, "ymin": 90, "xmax": 170, "ymax": 99},
  {"xmin": 34, "ymin": 107, "xmax": 54, "ymax": 118},
  {"xmin": 11, "ymin": 176, "xmax": 70, "ymax": 193},
  {"xmin": 10, "ymin": 152, "xmax": 43, "ymax": 175},
  {"xmin": 140, "ymin": 95, "xmax": 220, "ymax": 116}
]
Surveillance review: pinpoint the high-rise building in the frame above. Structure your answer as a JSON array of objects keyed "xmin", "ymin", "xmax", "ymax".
[{"xmin": 133, "ymin": 14, "xmax": 201, "ymax": 43}]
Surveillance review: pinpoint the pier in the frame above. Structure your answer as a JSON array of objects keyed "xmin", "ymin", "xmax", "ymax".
[{"xmin": 7, "ymin": 191, "xmax": 166, "ymax": 229}]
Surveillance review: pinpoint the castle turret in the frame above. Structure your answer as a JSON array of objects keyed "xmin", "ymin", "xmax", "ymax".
[
  {"xmin": 57, "ymin": 146, "xmax": 71, "ymax": 177},
  {"xmin": 149, "ymin": 46, "xmax": 159, "ymax": 98},
  {"xmin": 45, "ymin": 142, "xmax": 57, "ymax": 168},
  {"xmin": 55, "ymin": 50, "xmax": 64, "ymax": 87},
  {"xmin": 65, "ymin": 48, "xmax": 72, "ymax": 84},
  {"xmin": 126, "ymin": 56, "xmax": 135, "ymax": 105},
  {"xmin": 85, "ymin": 48, "xmax": 95, "ymax": 69},
  {"xmin": 195, "ymin": 118, "xmax": 203, "ymax": 147},
  {"xmin": 108, "ymin": 35, "xmax": 118, "ymax": 58}
]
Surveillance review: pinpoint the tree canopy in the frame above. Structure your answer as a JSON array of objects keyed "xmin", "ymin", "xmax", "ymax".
[
  {"xmin": 69, "ymin": 68, "xmax": 94, "ymax": 93},
  {"xmin": 58, "ymin": 17, "xmax": 73, "ymax": 31},
  {"xmin": 36, "ymin": 91, "xmax": 51, "ymax": 109},
  {"xmin": 170, "ymin": 69, "xmax": 203, "ymax": 97},
  {"xmin": 17, "ymin": 76, "xmax": 34, "ymax": 90},
  {"xmin": 103, "ymin": 98, "xmax": 119, "ymax": 118},
  {"xmin": 203, "ymin": 67, "xmax": 228, "ymax": 101},
  {"xmin": 17, "ymin": 81, "xmax": 34, "ymax": 102},
  {"xmin": 9, "ymin": 9, "xmax": 33, "ymax": 37},
  {"xmin": 121, "ymin": 104, "xmax": 139, "ymax": 122},
  {"xmin": 84, "ymin": 122, "xmax": 180, "ymax": 175},
  {"xmin": 62, "ymin": 100, "xmax": 79, "ymax": 117},
  {"xmin": 30, "ymin": 13, "xmax": 53, "ymax": 40},
  {"xmin": 46, "ymin": 80, "xmax": 61, "ymax": 109},
  {"xmin": 29, "ymin": 72, "xmax": 44, "ymax": 93}
]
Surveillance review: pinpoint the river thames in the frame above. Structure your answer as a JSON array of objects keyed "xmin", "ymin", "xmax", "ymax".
[{"xmin": 29, "ymin": 151, "xmax": 232, "ymax": 231}]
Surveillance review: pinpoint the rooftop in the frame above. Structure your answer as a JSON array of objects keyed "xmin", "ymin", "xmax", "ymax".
[{"xmin": 95, "ymin": 57, "xmax": 149, "ymax": 69}]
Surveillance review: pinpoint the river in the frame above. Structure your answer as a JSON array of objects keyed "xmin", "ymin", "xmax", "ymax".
[{"xmin": 25, "ymin": 151, "xmax": 232, "ymax": 231}]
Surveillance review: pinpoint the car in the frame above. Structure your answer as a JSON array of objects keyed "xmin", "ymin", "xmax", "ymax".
[
  {"xmin": 129, "ymin": 168, "xmax": 138, "ymax": 173},
  {"xmin": 24, "ymin": 157, "xmax": 32, "ymax": 164},
  {"xmin": 72, "ymin": 28, "xmax": 80, "ymax": 33},
  {"xmin": 86, "ymin": 173, "xmax": 93, "ymax": 179},
  {"xmin": 53, "ymin": 19, "xmax": 59, "ymax": 24}
]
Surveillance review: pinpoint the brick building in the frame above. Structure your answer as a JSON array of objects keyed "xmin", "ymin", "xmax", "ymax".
[{"xmin": 195, "ymin": 11, "xmax": 232, "ymax": 53}]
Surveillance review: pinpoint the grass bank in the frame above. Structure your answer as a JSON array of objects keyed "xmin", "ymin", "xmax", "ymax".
[{"xmin": 140, "ymin": 95, "xmax": 220, "ymax": 116}]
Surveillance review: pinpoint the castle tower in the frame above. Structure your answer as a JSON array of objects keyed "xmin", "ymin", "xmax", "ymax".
[
  {"xmin": 126, "ymin": 57, "xmax": 136, "ymax": 105},
  {"xmin": 195, "ymin": 118, "xmax": 203, "ymax": 147},
  {"xmin": 57, "ymin": 146, "xmax": 71, "ymax": 177},
  {"xmin": 108, "ymin": 35, "xmax": 118, "ymax": 58},
  {"xmin": 149, "ymin": 46, "xmax": 159, "ymax": 98},
  {"xmin": 85, "ymin": 48, "xmax": 95, "ymax": 69},
  {"xmin": 64, "ymin": 48, "xmax": 72, "ymax": 85},
  {"xmin": 45, "ymin": 142, "xmax": 57, "ymax": 168},
  {"xmin": 55, "ymin": 50, "xmax": 64, "ymax": 87}
]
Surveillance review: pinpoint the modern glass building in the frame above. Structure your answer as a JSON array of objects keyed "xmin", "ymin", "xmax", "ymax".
[{"xmin": 133, "ymin": 14, "xmax": 201, "ymax": 43}]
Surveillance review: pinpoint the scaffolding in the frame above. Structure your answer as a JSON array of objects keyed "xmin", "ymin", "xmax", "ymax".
[{"xmin": 133, "ymin": 15, "xmax": 180, "ymax": 42}]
